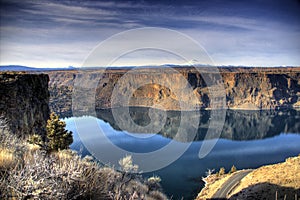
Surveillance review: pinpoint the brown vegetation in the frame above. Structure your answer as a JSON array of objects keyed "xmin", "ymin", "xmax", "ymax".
[
  {"xmin": 0, "ymin": 118, "xmax": 168, "ymax": 200},
  {"xmin": 196, "ymin": 168, "xmax": 235, "ymax": 199},
  {"xmin": 229, "ymin": 155, "xmax": 300, "ymax": 199},
  {"xmin": 196, "ymin": 156, "xmax": 300, "ymax": 200}
]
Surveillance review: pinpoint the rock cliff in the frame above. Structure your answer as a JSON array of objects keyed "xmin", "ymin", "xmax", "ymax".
[
  {"xmin": 47, "ymin": 67, "xmax": 300, "ymax": 116},
  {"xmin": 0, "ymin": 72, "xmax": 49, "ymax": 136}
]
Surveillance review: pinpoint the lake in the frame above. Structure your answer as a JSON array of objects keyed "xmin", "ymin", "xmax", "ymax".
[{"xmin": 64, "ymin": 108, "xmax": 300, "ymax": 199}]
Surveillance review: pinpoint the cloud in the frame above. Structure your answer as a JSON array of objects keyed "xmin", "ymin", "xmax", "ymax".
[
  {"xmin": 0, "ymin": 40, "xmax": 94, "ymax": 68},
  {"xmin": 0, "ymin": 0, "xmax": 299, "ymax": 67}
]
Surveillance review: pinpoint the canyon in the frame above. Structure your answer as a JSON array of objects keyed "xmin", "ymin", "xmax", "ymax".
[
  {"xmin": 47, "ymin": 67, "xmax": 300, "ymax": 117},
  {"xmin": 1, "ymin": 67, "xmax": 298, "ymax": 136}
]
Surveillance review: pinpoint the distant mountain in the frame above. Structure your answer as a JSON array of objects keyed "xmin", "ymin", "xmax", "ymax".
[
  {"xmin": 1, "ymin": 65, "xmax": 298, "ymax": 72},
  {"xmin": 0, "ymin": 65, "xmax": 77, "ymax": 71}
]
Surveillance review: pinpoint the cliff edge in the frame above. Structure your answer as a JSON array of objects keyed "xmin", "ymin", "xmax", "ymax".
[
  {"xmin": 0, "ymin": 72, "xmax": 49, "ymax": 136},
  {"xmin": 48, "ymin": 67, "xmax": 300, "ymax": 115}
]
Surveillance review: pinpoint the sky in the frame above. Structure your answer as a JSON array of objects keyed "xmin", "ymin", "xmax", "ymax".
[{"xmin": 0, "ymin": 0, "xmax": 300, "ymax": 68}]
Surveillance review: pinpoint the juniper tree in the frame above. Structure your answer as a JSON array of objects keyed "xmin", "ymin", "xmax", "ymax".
[{"xmin": 46, "ymin": 112, "xmax": 73, "ymax": 151}]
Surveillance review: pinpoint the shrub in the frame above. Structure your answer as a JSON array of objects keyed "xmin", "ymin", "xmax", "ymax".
[
  {"xmin": 1, "ymin": 150, "xmax": 109, "ymax": 200},
  {"xmin": 46, "ymin": 112, "xmax": 73, "ymax": 151},
  {"xmin": 147, "ymin": 176, "xmax": 162, "ymax": 191},
  {"xmin": 0, "ymin": 117, "xmax": 168, "ymax": 200},
  {"xmin": 118, "ymin": 155, "xmax": 138, "ymax": 173},
  {"xmin": 205, "ymin": 168, "xmax": 215, "ymax": 176},
  {"xmin": 148, "ymin": 176, "xmax": 161, "ymax": 183},
  {"xmin": 230, "ymin": 165, "xmax": 237, "ymax": 173},
  {"xmin": 218, "ymin": 167, "xmax": 226, "ymax": 176},
  {"xmin": 0, "ymin": 116, "xmax": 21, "ymax": 151},
  {"xmin": 28, "ymin": 134, "xmax": 43, "ymax": 147},
  {"xmin": 0, "ymin": 116, "xmax": 25, "ymax": 170}
]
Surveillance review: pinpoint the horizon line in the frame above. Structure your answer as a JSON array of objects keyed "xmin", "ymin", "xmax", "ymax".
[{"xmin": 1, "ymin": 64, "xmax": 300, "ymax": 69}]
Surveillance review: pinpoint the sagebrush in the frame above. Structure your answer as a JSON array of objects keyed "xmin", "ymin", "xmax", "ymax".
[{"xmin": 0, "ymin": 117, "xmax": 168, "ymax": 200}]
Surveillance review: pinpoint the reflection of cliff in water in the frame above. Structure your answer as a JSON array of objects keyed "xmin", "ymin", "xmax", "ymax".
[{"xmin": 96, "ymin": 108, "xmax": 300, "ymax": 142}]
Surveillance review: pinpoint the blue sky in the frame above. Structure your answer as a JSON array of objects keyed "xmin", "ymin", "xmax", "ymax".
[{"xmin": 0, "ymin": 0, "xmax": 299, "ymax": 68}]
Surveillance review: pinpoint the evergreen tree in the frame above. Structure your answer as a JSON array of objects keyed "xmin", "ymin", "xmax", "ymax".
[{"xmin": 46, "ymin": 112, "xmax": 73, "ymax": 151}]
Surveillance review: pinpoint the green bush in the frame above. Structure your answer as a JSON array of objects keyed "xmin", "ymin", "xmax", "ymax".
[
  {"xmin": 46, "ymin": 112, "xmax": 73, "ymax": 151},
  {"xmin": 28, "ymin": 134, "xmax": 43, "ymax": 147}
]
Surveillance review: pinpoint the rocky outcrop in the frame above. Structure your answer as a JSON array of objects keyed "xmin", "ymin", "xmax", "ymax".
[
  {"xmin": 0, "ymin": 72, "xmax": 49, "ymax": 136},
  {"xmin": 221, "ymin": 72, "xmax": 300, "ymax": 109},
  {"xmin": 48, "ymin": 71, "xmax": 74, "ymax": 117},
  {"xmin": 47, "ymin": 67, "xmax": 300, "ymax": 116}
]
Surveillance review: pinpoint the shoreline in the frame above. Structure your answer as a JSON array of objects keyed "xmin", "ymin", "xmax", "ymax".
[{"xmin": 97, "ymin": 106, "xmax": 300, "ymax": 112}]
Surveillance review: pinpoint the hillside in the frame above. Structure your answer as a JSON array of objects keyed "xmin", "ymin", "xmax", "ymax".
[
  {"xmin": 196, "ymin": 155, "xmax": 300, "ymax": 200},
  {"xmin": 229, "ymin": 155, "xmax": 300, "ymax": 199}
]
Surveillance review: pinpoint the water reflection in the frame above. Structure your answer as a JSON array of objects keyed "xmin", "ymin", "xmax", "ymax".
[
  {"xmin": 65, "ymin": 108, "xmax": 300, "ymax": 199},
  {"xmin": 96, "ymin": 108, "xmax": 300, "ymax": 141}
]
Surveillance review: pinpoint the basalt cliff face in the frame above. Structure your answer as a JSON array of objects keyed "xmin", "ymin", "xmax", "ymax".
[
  {"xmin": 0, "ymin": 73, "xmax": 49, "ymax": 136},
  {"xmin": 47, "ymin": 67, "xmax": 300, "ymax": 116}
]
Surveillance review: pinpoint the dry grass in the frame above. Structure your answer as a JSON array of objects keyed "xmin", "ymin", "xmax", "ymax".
[
  {"xmin": 197, "ymin": 156, "xmax": 300, "ymax": 200},
  {"xmin": 196, "ymin": 172, "xmax": 235, "ymax": 200},
  {"xmin": 27, "ymin": 143, "xmax": 42, "ymax": 151},
  {"xmin": 229, "ymin": 155, "xmax": 300, "ymax": 199},
  {"xmin": 232, "ymin": 156, "xmax": 300, "ymax": 193},
  {"xmin": 0, "ymin": 149, "xmax": 17, "ymax": 170},
  {"xmin": 1, "ymin": 149, "xmax": 109, "ymax": 199},
  {"xmin": 0, "ymin": 117, "xmax": 168, "ymax": 200},
  {"xmin": 0, "ymin": 118, "xmax": 24, "ymax": 171}
]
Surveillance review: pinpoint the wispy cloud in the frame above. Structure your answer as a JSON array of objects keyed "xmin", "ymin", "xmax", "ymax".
[{"xmin": 0, "ymin": 0, "xmax": 299, "ymax": 67}]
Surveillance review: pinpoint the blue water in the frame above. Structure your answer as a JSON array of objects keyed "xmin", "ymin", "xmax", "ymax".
[{"xmin": 64, "ymin": 109, "xmax": 300, "ymax": 199}]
